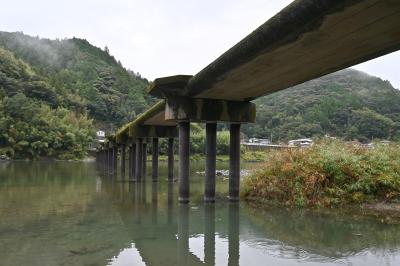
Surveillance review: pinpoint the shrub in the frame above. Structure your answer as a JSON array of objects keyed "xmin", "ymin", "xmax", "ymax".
[{"xmin": 242, "ymin": 140, "xmax": 400, "ymax": 207}]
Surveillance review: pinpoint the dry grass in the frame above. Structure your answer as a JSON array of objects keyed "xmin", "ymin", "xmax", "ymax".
[{"xmin": 242, "ymin": 140, "xmax": 400, "ymax": 207}]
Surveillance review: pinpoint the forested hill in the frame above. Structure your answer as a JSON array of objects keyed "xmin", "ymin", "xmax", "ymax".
[
  {"xmin": 0, "ymin": 31, "xmax": 154, "ymax": 129},
  {"xmin": 243, "ymin": 69, "xmax": 400, "ymax": 143},
  {"xmin": 1, "ymin": 31, "xmax": 399, "ymax": 159},
  {"xmin": 0, "ymin": 31, "xmax": 154, "ymax": 159}
]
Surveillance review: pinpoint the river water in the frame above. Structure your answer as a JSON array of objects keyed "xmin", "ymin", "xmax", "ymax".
[{"xmin": 1, "ymin": 161, "xmax": 400, "ymax": 266}]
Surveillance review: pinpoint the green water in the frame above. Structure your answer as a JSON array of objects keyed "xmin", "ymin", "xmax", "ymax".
[{"xmin": 1, "ymin": 161, "xmax": 400, "ymax": 266}]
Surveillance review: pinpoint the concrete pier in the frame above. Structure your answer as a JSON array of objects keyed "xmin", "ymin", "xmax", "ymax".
[
  {"xmin": 167, "ymin": 138, "xmax": 174, "ymax": 182},
  {"xmin": 131, "ymin": 143, "xmax": 136, "ymax": 180},
  {"xmin": 120, "ymin": 144, "xmax": 126, "ymax": 179},
  {"xmin": 128, "ymin": 145, "xmax": 133, "ymax": 178},
  {"xmin": 142, "ymin": 142, "xmax": 147, "ymax": 179},
  {"xmin": 107, "ymin": 148, "xmax": 112, "ymax": 173},
  {"xmin": 113, "ymin": 146, "xmax": 118, "ymax": 176},
  {"xmin": 135, "ymin": 138, "xmax": 143, "ymax": 181},
  {"xmin": 205, "ymin": 123, "xmax": 217, "ymax": 202},
  {"xmin": 229, "ymin": 124, "xmax": 241, "ymax": 201},
  {"xmin": 152, "ymin": 138, "xmax": 159, "ymax": 182},
  {"xmin": 178, "ymin": 122, "xmax": 190, "ymax": 203}
]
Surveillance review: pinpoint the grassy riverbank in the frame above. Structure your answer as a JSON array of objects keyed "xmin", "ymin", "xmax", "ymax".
[{"xmin": 242, "ymin": 140, "xmax": 400, "ymax": 208}]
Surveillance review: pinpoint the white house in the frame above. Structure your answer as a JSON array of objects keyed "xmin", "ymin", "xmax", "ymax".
[{"xmin": 288, "ymin": 138, "xmax": 313, "ymax": 147}]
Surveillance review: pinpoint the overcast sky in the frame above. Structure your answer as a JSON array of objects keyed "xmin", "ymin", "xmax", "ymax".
[{"xmin": 1, "ymin": 0, "xmax": 399, "ymax": 88}]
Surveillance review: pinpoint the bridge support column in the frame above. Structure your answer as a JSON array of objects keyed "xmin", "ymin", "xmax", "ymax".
[
  {"xmin": 120, "ymin": 144, "xmax": 126, "ymax": 179},
  {"xmin": 168, "ymin": 138, "xmax": 174, "ymax": 182},
  {"xmin": 113, "ymin": 146, "xmax": 118, "ymax": 176},
  {"xmin": 128, "ymin": 145, "xmax": 133, "ymax": 178},
  {"xmin": 205, "ymin": 123, "xmax": 217, "ymax": 202},
  {"xmin": 142, "ymin": 141, "xmax": 147, "ymax": 180},
  {"xmin": 179, "ymin": 121, "xmax": 190, "ymax": 203},
  {"xmin": 131, "ymin": 143, "xmax": 136, "ymax": 180},
  {"xmin": 152, "ymin": 138, "xmax": 159, "ymax": 182},
  {"xmin": 135, "ymin": 138, "xmax": 143, "ymax": 181},
  {"xmin": 229, "ymin": 124, "xmax": 241, "ymax": 201},
  {"xmin": 107, "ymin": 148, "xmax": 112, "ymax": 173}
]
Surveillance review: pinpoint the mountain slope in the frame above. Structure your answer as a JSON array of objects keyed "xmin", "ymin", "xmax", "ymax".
[
  {"xmin": 0, "ymin": 31, "xmax": 156, "ymax": 159},
  {"xmin": 0, "ymin": 31, "xmax": 155, "ymax": 130},
  {"xmin": 0, "ymin": 47, "xmax": 94, "ymax": 159},
  {"xmin": 242, "ymin": 69, "xmax": 400, "ymax": 143}
]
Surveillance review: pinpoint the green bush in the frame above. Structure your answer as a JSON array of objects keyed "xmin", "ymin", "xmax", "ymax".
[{"xmin": 242, "ymin": 140, "xmax": 400, "ymax": 207}]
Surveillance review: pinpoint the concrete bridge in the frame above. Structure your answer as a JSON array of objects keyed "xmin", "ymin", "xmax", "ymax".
[{"xmin": 96, "ymin": 0, "xmax": 400, "ymax": 203}]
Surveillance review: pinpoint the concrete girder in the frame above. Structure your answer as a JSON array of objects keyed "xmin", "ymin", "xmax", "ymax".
[
  {"xmin": 129, "ymin": 125, "xmax": 178, "ymax": 139},
  {"xmin": 165, "ymin": 97, "xmax": 256, "ymax": 123}
]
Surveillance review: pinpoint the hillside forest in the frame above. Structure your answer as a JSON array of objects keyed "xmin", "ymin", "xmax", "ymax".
[{"xmin": 0, "ymin": 31, "xmax": 399, "ymax": 159}]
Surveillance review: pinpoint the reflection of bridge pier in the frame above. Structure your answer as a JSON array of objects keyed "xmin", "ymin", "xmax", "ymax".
[
  {"xmin": 204, "ymin": 203, "xmax": 215, "ymax": 266},
  {"xmin": 152, "ymin": 182, "xmax": 158, "ymax": 224},
  {"xmin": 106, "ymin": 179, "xmax": 243, "ymax": 266},
  {"xmin": 134, "ymin": 183, "xmax": 141, "ymax": 224},
  {"xmin": 229, "ymin": 203, "xmax": 240, "ymax": 266},
  {"xmin": 167, "ymin": 182, "xmax": 174, "ymax": 224},
  {"xmin": 178, "ymin": 204, "xmax": 189, "ymax": 266}
]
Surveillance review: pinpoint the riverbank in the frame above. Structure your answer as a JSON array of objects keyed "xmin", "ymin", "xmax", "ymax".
[
  {"xmin": 241, "ymin": 140, "xmax": 400, "ymax": 208},
  {"xmin": 2, "ymin": 150, "xmax": 267, "ymax": 163},
  {"xmin": 150, "ymin": 150, "xmax": 268, "ymax": 162}
]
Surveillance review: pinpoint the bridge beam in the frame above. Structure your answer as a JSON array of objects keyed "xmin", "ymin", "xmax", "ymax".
[
  {"xmin": 129, "ymin": 125, "xmax": 178, "ymax": 138},
  {"xmin": 165, "ymin": 97, "xmax": 256, "ymax": 123}
]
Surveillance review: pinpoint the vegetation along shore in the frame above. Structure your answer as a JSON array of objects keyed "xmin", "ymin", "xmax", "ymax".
[{"xmin": 242, "ymin": 140, "xmax": 400, "ymax": 208}]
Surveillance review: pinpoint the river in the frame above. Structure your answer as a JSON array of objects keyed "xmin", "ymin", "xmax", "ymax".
[{"xmin": 0, "ymin": 161, "xmax": 399, "ymax": 266}]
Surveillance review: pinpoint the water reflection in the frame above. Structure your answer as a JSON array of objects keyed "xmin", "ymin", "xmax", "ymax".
[
  {"xmin": 228, "ymin": 203, "xmax": 239, "ymax": 266},
  {"xmin": 204, "ymin": 204, "xmax": 215, "ymax": 266},
  {"xmin": 1, "ymin": 162, "xmax": 400, "ymax": 266}
]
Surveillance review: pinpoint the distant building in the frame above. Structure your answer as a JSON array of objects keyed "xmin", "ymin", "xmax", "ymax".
[
  {"xmin": 96, "ymin": 130, "xmax": 105, "ymax": 143},
  {"xmin": 288, "ymin": 138, "xmax": 313, "ymax": 147},
  {"xmin": 241, "ymin": 138, "xmax": 292, "ymax": 151},
  {"xmin": 88, "ymin": 130, "xmax": 106, "ymax": 151},
  {"xmin": 248, "ymin": 138, "xmax": 271, "ymax": 145}
]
